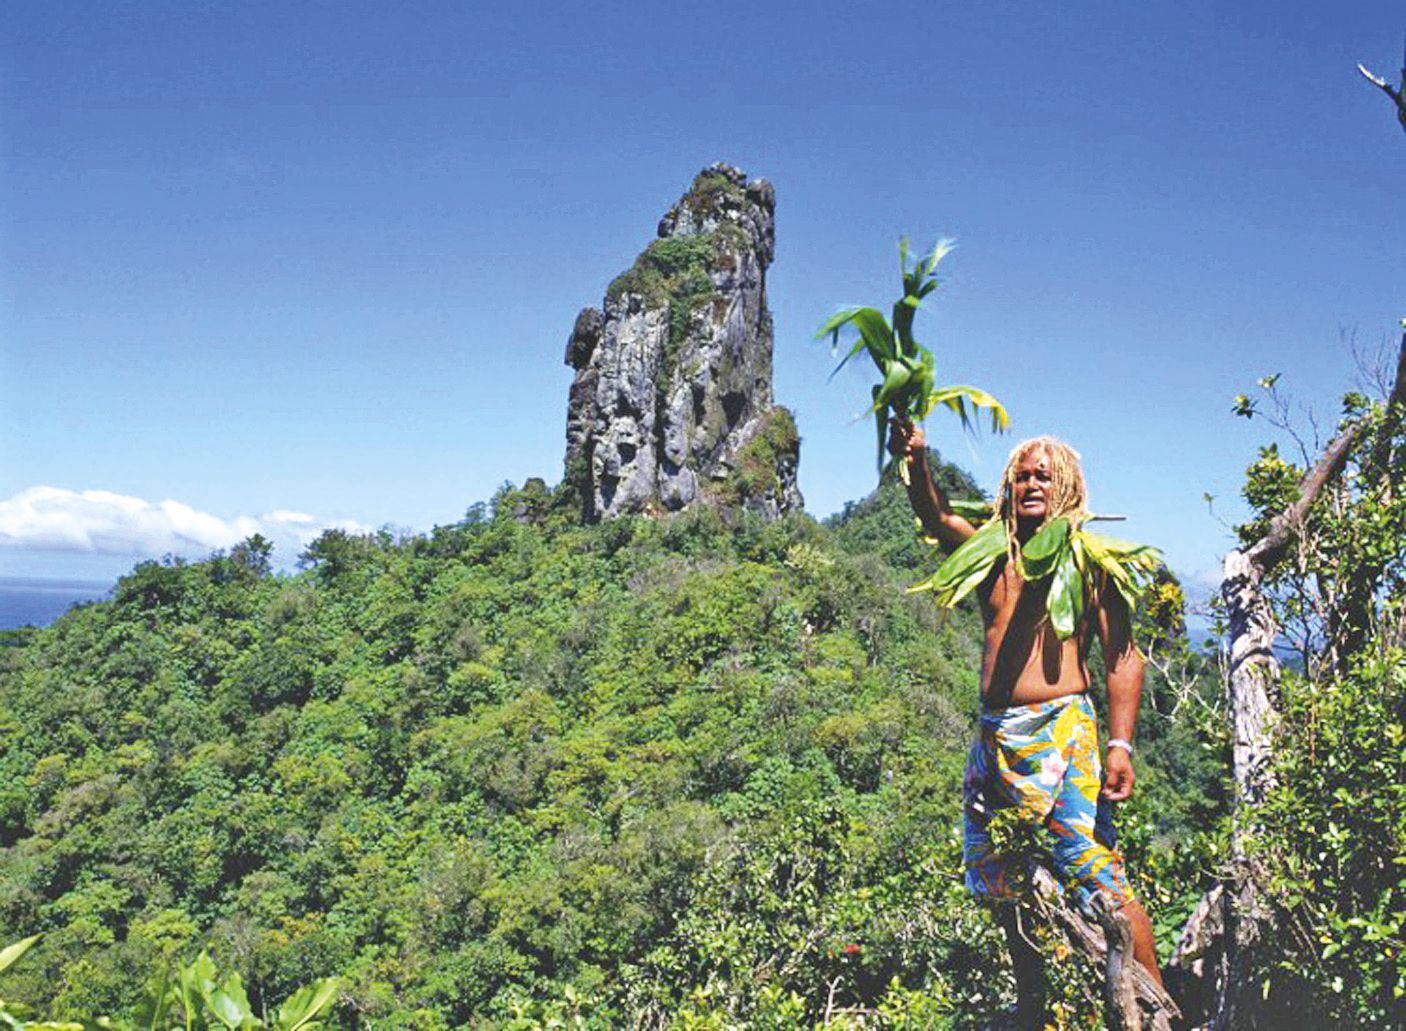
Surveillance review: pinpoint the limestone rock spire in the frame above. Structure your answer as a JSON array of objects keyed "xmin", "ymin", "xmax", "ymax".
[{"xmin": 562, "ymin": 163, "xmax": 802, "ymax": 521}]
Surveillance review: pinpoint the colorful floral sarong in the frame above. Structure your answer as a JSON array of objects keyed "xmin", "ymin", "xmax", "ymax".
[{"xmin": 963, "ymin": 692, "xmax": 1132, "ymax": 909}]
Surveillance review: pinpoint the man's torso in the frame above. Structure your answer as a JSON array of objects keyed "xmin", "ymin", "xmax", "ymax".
[{"xmin": 977, "ymin": 557, "xmax": 1093, "ymax": 707}]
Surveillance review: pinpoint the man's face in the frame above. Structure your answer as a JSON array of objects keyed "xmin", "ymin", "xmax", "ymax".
[{"xmin": 1011, "ymin": 448, "xmax": 1052, "ymax": 521}]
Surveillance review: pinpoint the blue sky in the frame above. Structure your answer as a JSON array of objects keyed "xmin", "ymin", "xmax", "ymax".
[{"xmin": 2, "ymin": 1, "xmax": 1402, "ymax": 603}]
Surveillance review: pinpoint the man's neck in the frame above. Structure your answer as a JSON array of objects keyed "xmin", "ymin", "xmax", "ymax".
[{"xmin": 1014, "ymin": 516, "xmax": 1041, "ymax": 544}]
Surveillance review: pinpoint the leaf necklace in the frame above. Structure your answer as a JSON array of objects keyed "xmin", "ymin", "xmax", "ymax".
[{"xmin": 907, "ymin": 509, "xmax": 1163, "ymax": 639}]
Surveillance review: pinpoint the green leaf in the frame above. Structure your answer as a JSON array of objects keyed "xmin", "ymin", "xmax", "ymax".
[
  {"xmin": 1048, "ymin": 546, "xmax": 1084, "ymax": 638},
  {"xmin": 1021, "ymin": 517, "xmax": 1070, "ymax": 578},
  {"xmin": 276, "ymin": 979, "xmax": 340, "ymax": 1031},
  {"xmin": 909, "ymin": 518, "xmax": 1008, "ymax": 607},
  {"xmin": 1082, "ymin": 532, "xmax": 1161, "ymax": 569},
  {"xmin": 873, "ymin": 362, "xmax": 914, "ymax": 411},
  {"xmin": 815, "ymin": 305, "xmax": 865, "ymax": 341},
  {"xmin": 134, "ymin": 963, "xmax": 172, "ymax": 1031},
  {"xmin": 820, "ymin": 306, "xmax": 897, "ymax": 384},
  {"xmin": 817, "ymin": 237, "xmax": 1010, "ymax": 458},
  {"xmin": 913, "ymin": 364, "xmax": 935, "ymax": 412},
  {"xmin": 826, "ymin": 337, "xmax": 871, "ymax": 382},
  {"xmin": 0, "ymin": 937, "xmax": 39, "ymax": 976},
  {"xmin": 846, "ymin": 308, "xmax": 896, "ymax": 362},
  {"xmin": 948, "ymin": 498, "xmax": 995, "ymax": 522},
  {"xmin": 927, "ymin": 237, "xmax": 956, "ymax": 273},
  {"xmin": 926, "ymin": 384, "xmax": 1010, "ymax": 432},
  {"xmin": 203, "ymin": 972, "xmax": 257, "ymax": 1029},
  {"xmin": 872, "ymin": 385, "xmax": 887, "ymax": 476},
  {"xmin": 179, "ymin": 954, "xmax": 221, "ymax": 1031}
]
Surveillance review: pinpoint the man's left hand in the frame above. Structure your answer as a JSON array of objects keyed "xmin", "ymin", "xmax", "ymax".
[{"xmin": 1102, "ymin": 747, "xmax": 1135, "ymax": 801}]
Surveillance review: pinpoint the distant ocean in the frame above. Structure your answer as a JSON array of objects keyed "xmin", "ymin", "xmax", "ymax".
[{"xmin": 0, "ymin": 578, "xmax": 113, "ymax": 630}]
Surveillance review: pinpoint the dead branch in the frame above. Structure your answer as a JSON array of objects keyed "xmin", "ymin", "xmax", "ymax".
[
  {"xmin": 1177, "ymin": 336, "xmax": 1406, "ymax": 1026},
  {"xmin": 1358, "ymin": 61, "xmax": 1406, "ymax": 131},
  {"xmin": 1325, "ymin": 330, "xmax": 1406, "ymax": 667},
  {"xmin": 1246, "ymin": 418, "xmax": 1361, "ymax": 572},
  {"xmin": 1028, "ymin": 867, "xmax": 1181, "ymax": 1030}
]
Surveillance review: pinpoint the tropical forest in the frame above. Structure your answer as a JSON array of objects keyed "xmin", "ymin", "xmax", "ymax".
[{"xmin": 2, "ymin": 16, "xmax": 1404, "ymax": 1031}]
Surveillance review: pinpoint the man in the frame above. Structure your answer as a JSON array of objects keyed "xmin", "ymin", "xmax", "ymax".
[{"xmin": 888, "ymin": 418, "xmax": 1163, "ymax": 1026}]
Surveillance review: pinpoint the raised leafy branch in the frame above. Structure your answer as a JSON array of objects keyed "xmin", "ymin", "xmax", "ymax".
[{"xmin": 816, "ymin": 238, "xmax": 1009, "ymax": 481}]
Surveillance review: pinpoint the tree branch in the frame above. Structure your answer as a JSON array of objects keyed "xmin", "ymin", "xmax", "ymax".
[
  {"xmin": 1323, "ymin": 331, "xmax": 1405, "ymax": 669},
  {"xmin": 1246, "ymin": 418, "xmax": 1362, "ymax": 571},
  {"xmin": 1028, "ymin": 867, "xmax": 1181, "ymax": 1029},
  {"xmin": 1358, "ymin": 40, "xmax": 1406, "ymax": 133},
  {"xmin": 1370, "ymin": 329, "xmax": 1406, "ymax": 470}
]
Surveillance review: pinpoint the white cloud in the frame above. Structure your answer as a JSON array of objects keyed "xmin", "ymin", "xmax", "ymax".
[
  {"xmin": 1184, "ymin": 564, "xmax": 1226, "ymax": 592},
  {"xmin": 0, "ymin": 486, "xmax": 369, "ymax": 563}
]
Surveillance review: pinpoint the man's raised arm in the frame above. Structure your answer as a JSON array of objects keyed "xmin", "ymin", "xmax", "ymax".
[{"xmin": 886, "ymin": 418, "xmax": 977, "ymax": 548}]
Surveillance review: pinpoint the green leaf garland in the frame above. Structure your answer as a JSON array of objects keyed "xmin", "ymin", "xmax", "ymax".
[{"xmin": 908, "ymin": 513, "xmax": 1163, "ymax": 639}]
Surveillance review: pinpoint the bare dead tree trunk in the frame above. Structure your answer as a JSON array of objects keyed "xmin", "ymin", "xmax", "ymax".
[
  {"xmin": 1219, "ymin": 421, "xmax": 1360, "ymax": 1028},
  {"xmin": 1162, "ymin": 417, "xmax": 1363, "ymax": 1027},
  {"xmin": 1167, "ymin": 59, "xmax": 1406, "ymax": 1028}
]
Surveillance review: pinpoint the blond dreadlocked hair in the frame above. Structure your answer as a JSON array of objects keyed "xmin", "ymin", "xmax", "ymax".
[{"xmin": 997, "ymin": 437, "xmax": 1089, "ymax": 564}]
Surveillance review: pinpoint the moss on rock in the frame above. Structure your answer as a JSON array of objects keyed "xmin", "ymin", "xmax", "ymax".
[
  {"xmin": 715, "ymin": 407, "xmax": 799, "ymax": 507},
  {"xmin": 682, "ymin": 170, "xmax": 747, "ymax": 217}
]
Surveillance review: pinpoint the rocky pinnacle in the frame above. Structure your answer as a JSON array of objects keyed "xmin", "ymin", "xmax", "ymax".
[{"xmin": 561, "ymin": 163, "xmax": 803, "ymax": 522}]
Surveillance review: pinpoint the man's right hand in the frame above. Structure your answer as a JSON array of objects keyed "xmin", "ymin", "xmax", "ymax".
[
  {"xmin": 886, "ymin": 417, "xmax": 926, "ymax": 464},
  {"xmin": 887, "ymin": 418, "xmax": 977, "ymax": 547}
]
